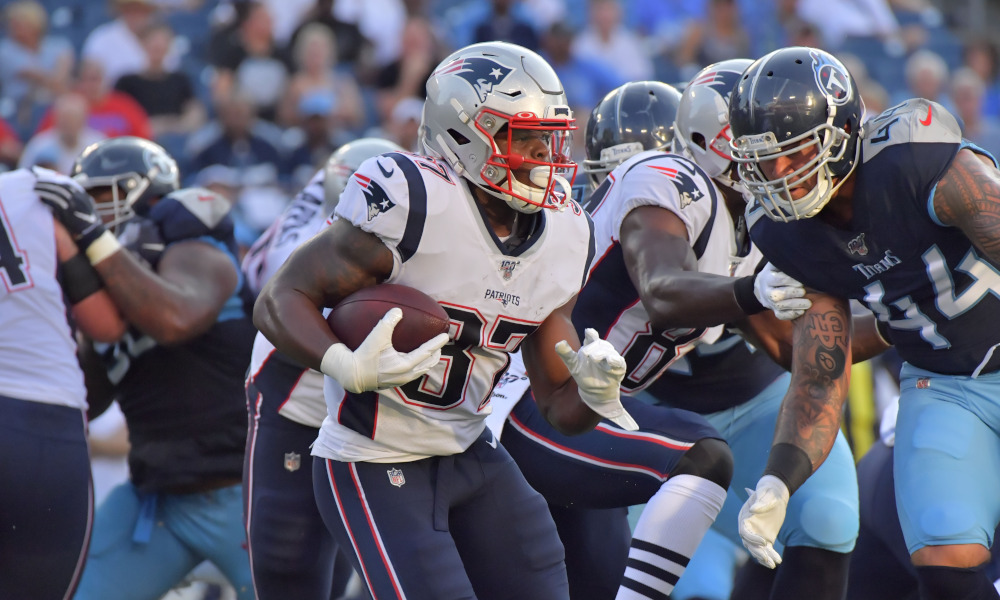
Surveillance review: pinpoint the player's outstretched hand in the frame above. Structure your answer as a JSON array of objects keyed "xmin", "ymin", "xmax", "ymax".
[
  {"xmin": 321, "ymin": 307, "xmax": 449, "ymax": 393},
  {"xmin": 555, "ymin": 328, "xmax": 637, "ymax": 431},
  {"xmin": 754, "ymin": 262, "xmax": 811, "ymax": 320},
  {"xmin": 35, "ymin": 177, "xmax": 118, "ymax": 263},
  {"xmin": 738, "ymin": 474, "xmax": 790, "ymax": 569}
]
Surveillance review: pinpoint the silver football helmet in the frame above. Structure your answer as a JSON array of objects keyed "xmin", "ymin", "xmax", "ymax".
[
  {"xmin": 323, "ymin": 137, "xmax": 405, "ymax": 215},
  {"xmin": 420, "ymin": 41, "xmax": 576, "ymax": 213},
  {"xmin": 673, "ymin": 59, "xmax": 752, "ymax": 193}
]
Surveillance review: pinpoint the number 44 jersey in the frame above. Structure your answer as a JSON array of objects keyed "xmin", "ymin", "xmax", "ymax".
[
  {"xmin": 312, "ymin": 152, "xmax": 595, "ymax": 463},
  {"xmin": 748, "ymin": 98, "xmax": 1000, "ymax": 376}
]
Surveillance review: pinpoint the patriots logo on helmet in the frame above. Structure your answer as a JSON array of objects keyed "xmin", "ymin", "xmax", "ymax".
[
  {"xmin": 354, "ymin": 173, "xmax": 395, "ymax": 220},
  {"xmin": 810, "ymin": 49, "xmax": 852, "ymax": 106},
  {"xmin": 436, "ymin": 57, "xmax": 514, "ymax": 103},
  {"xmin": 648, "ymin": 163, "xmax": 704, "ymax": 208},
  {"xmin": 847, "ymin": 233, "xmax": 869, "ymax": 256},
  {"xmin": 689, "ymin": 68, "xmax": 743, "ymax": 96}
]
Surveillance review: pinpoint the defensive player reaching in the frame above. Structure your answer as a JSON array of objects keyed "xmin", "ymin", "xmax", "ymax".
[{"xmin": 730, "ymin": 45, "xmax": 1000, "ymax": 600}]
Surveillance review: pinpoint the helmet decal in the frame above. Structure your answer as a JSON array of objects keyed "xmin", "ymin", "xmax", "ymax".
[
  {"xmin": 689, "ymin": 68, "xmax": 743, "ymax": 96},
  {"xmin": 436, "ymin": 57, "xmax": 514, "ymax": 103},
  {"xmin": 810, "ymin": 49, "xmax": 852, "ymax": 106},
  {"xmin": 144, "ymin": 147, "xmax": 177, "ymax": 184}
]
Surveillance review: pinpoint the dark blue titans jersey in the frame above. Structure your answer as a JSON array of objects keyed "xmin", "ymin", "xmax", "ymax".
[{"xmin": 748, "ymin": 99, "xmax": 1000, "ymax": 375}]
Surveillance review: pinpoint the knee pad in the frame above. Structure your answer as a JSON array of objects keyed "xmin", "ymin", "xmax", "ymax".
[
  {"xmin": 792, "ymin": 495, "xmax": 859, "ymax": 551},
  {"xmin": 916, "ymin": 563, "xmax": 998, "ymax": 600},
  {"xmin": 674, "ymin": 438, "xmax": 733, "ymax": 489}
]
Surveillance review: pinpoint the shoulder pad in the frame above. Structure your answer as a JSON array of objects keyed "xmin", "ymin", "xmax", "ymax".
[
  {"xmin": 862, "ymin": 99, "xmax": 962, "ymax": 161},
  {"xmin": 148, "ymin": 187, "xmax": 234, "ymax": 243}
]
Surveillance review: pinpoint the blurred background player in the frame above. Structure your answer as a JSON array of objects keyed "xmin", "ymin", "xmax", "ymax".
[
  {"xmin": 242, "ymin": 137, "xmax": 401, "ymax": 600},
  {"xmin": 44, "ymin": 136, "xmax": 257, "ymax": 600},
  {"xmin": 3, "ymin": 166, "xmax": 124, "ymax": 600},
  {"xmin": 253, "ymin": 41, "xmax": 634, "ymax": 599}
]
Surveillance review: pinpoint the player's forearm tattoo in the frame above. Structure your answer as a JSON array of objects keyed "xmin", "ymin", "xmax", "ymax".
[
  {"xmin": 774, "ymin": 306, "xmax": 851, "ymax": 468},
  {"xmin": 934, "ymin": 150, "xmax": 1000, "ymax": 265}
]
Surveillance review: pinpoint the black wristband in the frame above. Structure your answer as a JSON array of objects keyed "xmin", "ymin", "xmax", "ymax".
[
  {"xmin": 733, "ymin": 275, "xmax": 765, "ymax": 315},
  {"xmin": 59, "ymin": 252, "xmax": 104, "ymax": 304},
  {"xmin": 763, "ymin": 443, "xmax": 814, "ymax": 495}
]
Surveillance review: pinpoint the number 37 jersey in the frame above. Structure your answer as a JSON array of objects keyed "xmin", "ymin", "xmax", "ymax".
[{"xmin": 312, "ymin": 152, "xmax": 595, "ymax": 463}]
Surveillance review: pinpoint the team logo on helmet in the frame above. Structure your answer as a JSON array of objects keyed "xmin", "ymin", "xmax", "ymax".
[
  {"xmin": 143, "ymin": 147, "xmax": 176, "ymax": 183},
  {"xmin": 436, "ymin": 57, "xmax": 514, "ymax": 103},
  {"xmin": 689, "ymin": 68, "xmax": 743, "ymax": 96},
  {"xmin": 847, "ymin": 233, "xmax": 869, "ymax": 256},
  {"xmin": 810, "ymin": 50, "xmax": 852, "ymax": 106},
  {"xmin": 355, "ymin": 173, "xmax": 395, "ymax": 220}
]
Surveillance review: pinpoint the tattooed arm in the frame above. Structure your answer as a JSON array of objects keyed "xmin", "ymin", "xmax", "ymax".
[
  {"xmin": 933, "ymin": 148, "xmax": 1000, "ymax": 265},
  {"xmin": 765, "ymin": 291, "xmax": 853, "ymax": 492}
]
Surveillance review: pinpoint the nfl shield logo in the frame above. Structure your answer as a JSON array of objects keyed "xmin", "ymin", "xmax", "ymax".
[
  {"xmin": 387, "ymin": 468, "xmax": 406, "ymax": 487},
  {"xmin": 916, "ymin": 377, "xmax": 931, "ymax": 389},
  {"xmin": 284, "ymin": 452, "xmax": 301, "ymax": 472}
]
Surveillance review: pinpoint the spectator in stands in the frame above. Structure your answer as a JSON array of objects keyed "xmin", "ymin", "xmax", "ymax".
[
  {"xmin": 796, "ymin": 0, "xmax": 903, "ymax": 52},
  {"xmin": 330, "ymin": 0, "xmax": 406, "ymax": 70},
  {"xmin": 693, "ymin": 0, "xmax": 750, "ymax": 71},
  {"xmin": 469, "ymin": 0, "xmax": 539, "ymax": 51},
  {"xmin": 188, "ymin": 90, "xmax": 283, "ymax": 185},
  {"xmin": 278, "ymin": 23, "xmax": 364, "ymax": 132},
  {"xmin": 572, "ymin": 0, "xmax": 653, "ymax": 82},
  {"xmin": 0, "ymin": 0, "xmax": 75, "ymax": 138},
  {"xmin": 36, "ymin": 59, "xmax": 152, "ymax": 140},
  {"xmin": 625, "ymin": 0, "xmax": 706, "ymax": 81},
  {"xmin": 0, "ymin": 119, "xmax": 24, "ymax": 171},
  {"xmin": 374, "ymin": 15, "xmax": 442, "ymax": 124},
  {"xmin": 951, "ymin": 67, "xmax": 1000, "ymax": 157},
  {"xmin": 384, "ymin": 96, "xmax": 423, "ymax": 152},
  {"xmin": 114, "ymin": 21, "xmax": 206, "ymax": 138},
  {"xmin": 19, "ymin": 93, "xmax": 105, "ymax": 173},
  {"xmin": 286, "ymin": 0, "xmax": 371, "ymax": 72},
  {"xmin": 964, "ymin": 37, "xmax": 1000, "ymax": 120},
  {"xmin": 283, "ymin": 93, "xmax": 343, "ymax": 190},
  {"xmin": 892, "ymin": 48, "xmax": 954, "ymax": 110},
  {"xmin": 209, "ymin": 1, "xmax": 291, "ymax": 123},
  {"xmin": 82, "ymin": 0, "xmax": 181, "ymax": 88}
]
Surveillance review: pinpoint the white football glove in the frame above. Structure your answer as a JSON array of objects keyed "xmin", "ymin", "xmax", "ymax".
[
  {"xmin": 754, "ymin": 262, "xmax": 811, "ymax": 320},
  {"xmin": 738, "ymin": 474, "xmax": 790, "ymax": 569},
  {"xmin": 554, "ymin": 328, "xmax": 638, "ymax": 431},
  {"xmin": 321, "ymin": 308, "xmax": 449, "ymax": 394}
]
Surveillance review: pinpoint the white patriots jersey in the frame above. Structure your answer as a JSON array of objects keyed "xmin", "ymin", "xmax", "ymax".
[
  {"xmin": 580, "ymin": 150, "xmax": 737, "ymax": 393},
  {"xmin": 0, "ymin": 168, "xmax": 87, "ymax": 409},
  {"xmin": 244, "ymin": 168, "xmax": 330, "ymax": 427},
  {"xmin": 312, "ymin": 152, "xmax": 595, "ymax": 463}
]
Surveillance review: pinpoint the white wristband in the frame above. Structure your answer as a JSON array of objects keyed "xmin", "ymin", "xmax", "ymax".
[{"xmin": 85, "ymin": 230, "xmax": 123, "ymax": 265}]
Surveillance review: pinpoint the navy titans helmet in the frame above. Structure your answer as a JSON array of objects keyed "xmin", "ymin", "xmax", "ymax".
[
  {"xmin": 71, "ymin": 136, "xmax": 180, "ymax": 231},
  {"xmin": 728, "ymin": 46, "xmax": 864, "ymax": 221},
  {"xmin": 583, "ymin": 81, "xmax": 682, "ymax": 188}
]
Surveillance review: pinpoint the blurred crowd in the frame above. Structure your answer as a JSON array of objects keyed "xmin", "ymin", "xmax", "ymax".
[{"xmin": 0, "ymin": 0, "xmax": 998, "ymax": 249}]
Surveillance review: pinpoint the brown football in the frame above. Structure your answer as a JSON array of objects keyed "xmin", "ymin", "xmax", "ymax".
[{"xmin": 326, "ymin": 284, "xmax": 450, "ymax": 352}]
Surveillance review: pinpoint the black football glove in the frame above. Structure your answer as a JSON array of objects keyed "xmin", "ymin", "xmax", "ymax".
[{"xmin": 34, "ymin": 179, "xmax": 108, "ymax": 251}]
